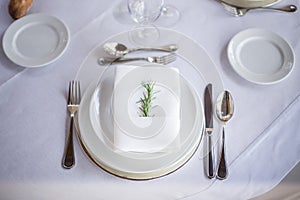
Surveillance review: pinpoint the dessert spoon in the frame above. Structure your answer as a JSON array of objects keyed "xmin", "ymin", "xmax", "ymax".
[{"xmin": 103, "ymin": 42, "xmax": 178, "ymax": 57}]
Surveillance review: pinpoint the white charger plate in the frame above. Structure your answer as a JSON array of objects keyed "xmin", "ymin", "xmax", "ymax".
[
  {"xmin": 75, "ymin": 29, "xmax": 224, "ymax": 179},
  {"xmin": 222, "ymin": 0, "xmax": 280, "ymax": 8},
  {"xmin": 2, "ymin": 13, "xmax": 70, "ymax": 68},
  {"xmin": 227, "ymin": 28, "xmax": 295, "ymax": 84}
]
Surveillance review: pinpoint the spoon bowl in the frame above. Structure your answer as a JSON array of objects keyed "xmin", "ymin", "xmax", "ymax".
[
  {"xmin": 215, "ymin": 90, "xmax": 234, "ymax": 180},
  {"xmin": 216, "ymin": 91, "xmax": 234, "ymax": 124},
  {"xmin": 103, "ymin": 42, "xmax": 178, "ymax": 57}
]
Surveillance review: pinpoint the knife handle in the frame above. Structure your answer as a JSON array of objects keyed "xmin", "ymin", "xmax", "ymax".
[{"xmin": 207, "ymin": 134, "xmax": 215, "ymax": 179}]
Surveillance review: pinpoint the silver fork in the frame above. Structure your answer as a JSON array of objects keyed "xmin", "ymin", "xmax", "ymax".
[
  {"xmin": 98, "ymin": 53, "xmax": 177, "ymax": 65},
  {"xmin": 62, "ymin": 81, "xmax": 81, "ymax": 169},
  {"xmin": 222, "ymin": 3, "xmax": 297, "ymax": 17}
]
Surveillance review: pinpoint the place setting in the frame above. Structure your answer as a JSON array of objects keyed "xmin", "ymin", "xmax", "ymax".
[
  {"xmin": 69, "ymin": 0, "xmax": 229, "ymax": 179},
  {"xmin": 73, "ymin": 29, "xmax": 225, "ymax": 179},
  {"xmin": 70, "ymin": 2, "xmax": 296, "ymax": 183}
]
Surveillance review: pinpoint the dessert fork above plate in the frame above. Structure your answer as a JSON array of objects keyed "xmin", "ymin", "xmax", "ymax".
[{"xmin": 98, "ymin": 53, "xmax": 177, "ymax": 65}]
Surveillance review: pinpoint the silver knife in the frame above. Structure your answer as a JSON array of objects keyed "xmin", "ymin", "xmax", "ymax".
[{"xmin": 204, "ymin": 83, "xmax": 215, "ymax": 179}]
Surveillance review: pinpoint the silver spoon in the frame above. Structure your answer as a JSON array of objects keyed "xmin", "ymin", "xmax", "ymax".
[
  {"xmin": 103, "ymin": 42, "xmax": 178, "ymax": 57},
  {"xmin": 215, "ymin": 91, "xmax": 234, "ymax": 180}
]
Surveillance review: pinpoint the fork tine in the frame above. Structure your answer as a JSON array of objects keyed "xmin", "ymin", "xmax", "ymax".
[
  {"xmin": 71, "ymin": 80, "xmax": 75, "ymax": 104},
  {"xmin": 75, "ymin": 81, "xmax": 81, "ymax": 104},
  {"xmin": 74, "ymin": 81, "xmax": 77, "ymax": 104},
  {"xmin": 67, "ymin": 81, "xmax": 72, "ymax": 104},
  {"xmin": 73, "ymin": 81, "xmax": 78, "ymax": 105},
  {"xmin": 78, "ymin": 81, "xmax": 81, "ymax": 103}
]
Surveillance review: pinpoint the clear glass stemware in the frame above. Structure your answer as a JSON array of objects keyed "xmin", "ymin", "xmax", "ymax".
[
  {"xmin": 127, "ymin": 0, "xmax": 164, "ymax": 46},
  {"xmin": 157, "ymin": 3, "xmax": 181, "ymax": 27}
]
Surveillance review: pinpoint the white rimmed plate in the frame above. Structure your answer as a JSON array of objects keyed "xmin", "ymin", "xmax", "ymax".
[
  {"xmin": 222, "ymin": 0, "xmax": 280, "ymax": 8},
  {"xmin": 2, "ymin": 13, "xmax": 70, "ymax": 68},
  {"xmin": 227, "ymin": 28, "xmax": 295, "ymax": 84}
]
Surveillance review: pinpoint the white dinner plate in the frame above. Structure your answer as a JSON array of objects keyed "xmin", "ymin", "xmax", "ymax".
[
  {"xmin": 75, "ymin": 29, "xmax": 224, "ymax": 179},
  {"xmin": 81, "ymin": 62, "xmax": 203, "ymax": 179},
  {"xmin": 222, "ymin": 0, "xmax": 280, "ymax": 8},
  {"xmin": 227, "ymin": 28, "xmax": 294, "ymax": 84},
  {"xmin": 2, "ymin": 13, "xmax": 70, "ymax": 68}
]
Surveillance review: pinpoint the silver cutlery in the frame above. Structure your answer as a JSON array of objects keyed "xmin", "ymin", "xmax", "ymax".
[
  {"xmin": 103, "ymin": 42, "xmax": 178, "ymax": 57},
  {"xmin": 62, "ymin": 81, "xmax": 81, "ymax": 169},
  {"xmin": 215, "ymin": 91, "xmax": 234, "ymax": 180},
  {"xmin": 204, "ymin": 83, "xmax": 215, "ymax": 179},
  {"xmin": 221, "ymin": 3, "xmax": 297, "ymax": 17},
  {"xmin": 98, "ymin": 53, "xmax": 177, "ymax": 65}
]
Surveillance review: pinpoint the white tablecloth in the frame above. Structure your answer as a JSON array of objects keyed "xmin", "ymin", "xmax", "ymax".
[{"xmin": 0, "ymin": 0, "xmax": 299, "ymax": 199}]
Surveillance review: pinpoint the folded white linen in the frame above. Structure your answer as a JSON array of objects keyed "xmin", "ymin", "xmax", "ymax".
[{"xmin": 113, "ymin": 65, "xmax": 181, "ymax": 153}]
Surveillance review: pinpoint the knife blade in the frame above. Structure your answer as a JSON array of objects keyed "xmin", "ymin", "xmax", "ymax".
[
  {"xmin": 205, "ymin": 84, "xmax": 213, "ymax": 133},
  {"xmin": 204, "ymin": 83, "xmax": 215, "ymax": 178}
]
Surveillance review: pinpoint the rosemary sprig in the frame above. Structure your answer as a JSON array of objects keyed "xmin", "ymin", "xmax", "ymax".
[{"xmin": 137, "ymin": 81, "xmax": 158, "ymax": 117}]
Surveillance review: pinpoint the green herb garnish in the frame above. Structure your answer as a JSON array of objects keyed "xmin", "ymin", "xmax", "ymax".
[{"xmin": 137, "ymin": 81, "xmax": 158, "ymax": 117}]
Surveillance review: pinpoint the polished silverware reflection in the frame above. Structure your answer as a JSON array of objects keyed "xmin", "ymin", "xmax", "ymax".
[
  {"xmin": 215, "ymin": 90, "xmax": 234, "ymax": 180},
  {"xmin": 222, "ymin": 3, "xmax": 297, "ymax": 17},
  {"xmin": 103, "ymin": 42, "xmax": 178, "ymax": 57},
  {"xmin": 204, "ymin": 83, "xmax": 215, "ymax": 179},
  {"xmin": 62, "ymin": 81, "xmax": 81, "ymax": 169},
  {"xmin": 98, "ymin": 53, "xmax": 177, "ymax": 65}
]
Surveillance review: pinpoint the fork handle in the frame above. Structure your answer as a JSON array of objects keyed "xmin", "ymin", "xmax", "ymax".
[
  {"xmin": 98, "ymin": 57, "xmax": 146, "ymax": 65},
  {"xmin": 62, "ymin": 116, "xmax": 75, "ymax": 169}
]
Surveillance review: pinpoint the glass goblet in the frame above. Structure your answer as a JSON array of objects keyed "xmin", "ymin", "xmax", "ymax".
[
  {"xmin": 157, "ymin": 4, "xmax": 181, "ymax": 27},
  {"xmin": 127, "ymin": 0, "xmax": 164, "ymax": 46}
]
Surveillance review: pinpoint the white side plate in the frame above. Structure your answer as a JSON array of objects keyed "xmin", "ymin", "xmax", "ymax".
[
  {"xmin": 2, "ymin": 13, "xmax": 70, "ymax": 68},
  {"xmin": 227, "ymin": 28, "xmax": 294, "ymax": 84}
]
